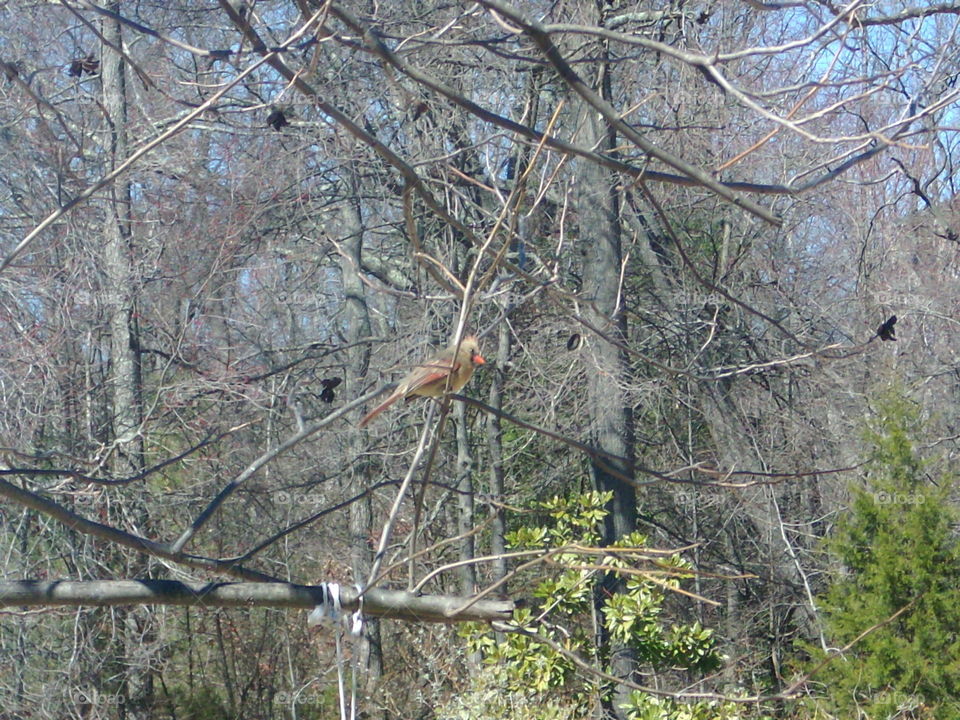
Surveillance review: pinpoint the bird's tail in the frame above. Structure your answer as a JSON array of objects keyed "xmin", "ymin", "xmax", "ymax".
[{"xmin": 358, "ymin": 391, "xmax": 401, "ymax": 428}]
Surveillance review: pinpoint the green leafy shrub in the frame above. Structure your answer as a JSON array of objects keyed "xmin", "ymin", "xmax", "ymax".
[{"xmin": 448, "ymin": 491, "xmax": 739, "ymax": 720}]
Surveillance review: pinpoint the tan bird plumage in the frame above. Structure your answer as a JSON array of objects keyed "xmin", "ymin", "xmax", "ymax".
[{"xmin": 359, "ymin": 336, "xmax": 485, "ymax": 428}]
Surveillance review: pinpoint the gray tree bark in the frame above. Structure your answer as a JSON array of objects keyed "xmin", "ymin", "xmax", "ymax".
[
  {"xmin": 100, "ymin": 6, "xmax": 151, "ymax": 718},
  {"xmin": 337, "ymin": 198, "xmax": 384, "ymax": 697},
  {"xmin": 578, "ymin": 75, "xmax": 639, "ymax": 720},
  {"xmin": 486, "ymin": 319, "xmax": 511, "ymax": 586}
]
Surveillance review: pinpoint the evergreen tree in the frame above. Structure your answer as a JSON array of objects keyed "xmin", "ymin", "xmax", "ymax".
[{"xmin": 805, "ymin": 394, "xmax": 960, "ymax": 719}]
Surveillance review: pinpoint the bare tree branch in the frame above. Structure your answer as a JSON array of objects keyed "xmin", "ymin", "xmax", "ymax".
[{"xmin": 0, "ymin": 579, "xmax": 515, "ymax": 623}]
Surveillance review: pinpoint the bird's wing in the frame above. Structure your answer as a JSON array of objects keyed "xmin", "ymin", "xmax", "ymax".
[{"xmin": 403, "ymin": 358, "xmax": 461, "ymax": 396}]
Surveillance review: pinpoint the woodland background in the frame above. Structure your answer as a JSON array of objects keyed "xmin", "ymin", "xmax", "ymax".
[{"xmin": 1, "ymin": 1, "xmax": 960, "ymax": 718}]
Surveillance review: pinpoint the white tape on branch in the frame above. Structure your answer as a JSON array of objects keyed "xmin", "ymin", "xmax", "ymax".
[{"xmin": 306, "ymin": 582, "xmax": 365, "ymax": 720}]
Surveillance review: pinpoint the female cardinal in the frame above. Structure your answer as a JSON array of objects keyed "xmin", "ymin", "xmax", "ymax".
[{"xmin": 359, "ymin": 336, "xmax": 485, "ymax": 427}]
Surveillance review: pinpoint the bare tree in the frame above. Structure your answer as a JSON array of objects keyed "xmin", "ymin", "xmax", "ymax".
[{"xmin": 1, "ymin": 1, "xmax": 960, "ymax": 717}]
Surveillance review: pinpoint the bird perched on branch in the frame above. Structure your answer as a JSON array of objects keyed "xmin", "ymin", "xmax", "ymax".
[{"xmin": 359, "ymin": 336, "xmax": 485, "ymax": 428}]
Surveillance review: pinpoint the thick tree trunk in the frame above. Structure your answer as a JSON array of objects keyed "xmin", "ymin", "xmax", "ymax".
[
  {"xmin": 456, "ymin": 404, "xmax": 478, "ymax": 595},
  {"xmin": 486, "ymin": 320, "xmax": 510, "ymax": 586},
  {"xmin": 101, "ymin": 6, "xmax": 151, "ymax": 719},
  {"xmin": 337, "ymin": 199, "xmax": 384, "ymax": 697},
  {"xmin": 578, "ymin": 89, "xmax": 638, "ymax": 720},
  {"xmin": 101, "ymin": 4, "xmax": 142, "ymax": 463}
]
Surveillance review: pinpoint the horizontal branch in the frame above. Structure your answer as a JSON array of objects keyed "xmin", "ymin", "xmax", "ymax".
[{"xmin": 0, "ymin": 580, "xmax": 515, "ymax": 624}]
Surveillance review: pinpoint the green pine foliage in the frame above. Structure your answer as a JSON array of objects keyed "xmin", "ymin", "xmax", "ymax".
[{"xmin": 802, "ymin": 393, "xmax": 960, "ymax": 719}]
